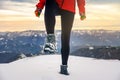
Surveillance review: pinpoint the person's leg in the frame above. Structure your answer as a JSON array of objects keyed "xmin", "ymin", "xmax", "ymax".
[
  {"xmin": 45, "ymin": 0, "xmax": 56, "ymax": 34},
  {"xmin": 60, "ymin": 10, "xmax": 75, "ymax": 75},
  {"xmin": 61, "ymin": 10, "xmax": 75, "ymax": 65},
  {"xmin": 44, "ymin": 0, "xmax": 57, "ymax": 53}
]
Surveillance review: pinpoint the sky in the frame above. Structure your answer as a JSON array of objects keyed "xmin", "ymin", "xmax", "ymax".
[{"xmin": 0, "ymin": 0, "xmax": 120, "ymax": 32}]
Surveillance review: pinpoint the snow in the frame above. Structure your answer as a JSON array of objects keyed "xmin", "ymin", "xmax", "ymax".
[
  {"xmin": 0, "ymin": 55, "xmax": 120, "ymax": 80},
  {"xmin": 0, "ymin": 38, "xmax": 4, "ymax": 41},
  {"xmin": 89, "ymin": 46, "xmax": 94, "ymax": 50}
]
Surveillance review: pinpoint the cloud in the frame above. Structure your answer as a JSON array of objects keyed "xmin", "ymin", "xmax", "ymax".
[
  {"xmin": 86, "ymin": 4, "xmax": 120, "ymax": 20},
  {"xmin": 0, "ymin": 1, "xmax": 36, "ymax": 16},
  {"xmin": 87, "ymin": 0, "xmax": 120, "ymax": 4},
  {"xmin": 0, "ymin": 0, "xmax": 39, "ymax": 21},
  {"xmin": 0, "ymin": 0, "xmax": 36, "ymax": 3}
]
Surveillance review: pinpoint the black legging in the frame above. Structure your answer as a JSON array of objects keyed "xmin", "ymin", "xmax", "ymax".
[{"xmin": 45, "ymin": 0, "xmax": 75, "ymax": 65}]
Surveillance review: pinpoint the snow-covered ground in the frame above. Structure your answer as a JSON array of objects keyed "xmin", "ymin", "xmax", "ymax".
[{"xmin": 0, "ymin": 55, "xmax": 120, "ymax": 80}]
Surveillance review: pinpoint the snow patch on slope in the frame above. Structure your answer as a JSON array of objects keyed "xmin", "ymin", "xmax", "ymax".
[{"xmin": 0, "ymin": 55, "xmax": 120, "ymax": 80}]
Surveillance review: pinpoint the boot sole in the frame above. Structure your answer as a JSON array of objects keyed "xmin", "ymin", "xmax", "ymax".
[{"xmin": 44, "ymin": 50, "xmax": 56, "ymax": 54}]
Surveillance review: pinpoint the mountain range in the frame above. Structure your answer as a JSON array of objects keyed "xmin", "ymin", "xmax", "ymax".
[{"xmin": 0, "ymin": 30, "xmax": 120, "ymax": 63}]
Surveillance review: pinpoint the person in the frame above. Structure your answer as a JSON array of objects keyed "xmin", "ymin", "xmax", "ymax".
[{"xmin": 35, "ymin": 0, "xmax": 86, "ymax": 75}]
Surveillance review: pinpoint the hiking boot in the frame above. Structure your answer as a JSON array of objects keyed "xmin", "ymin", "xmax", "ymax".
[
  {"xmin": 60, "ymin": 65, "xmax": 69, "ymax": 75},
  {"xmin": 44, "ymin": 34, "xmax": 57, "ymax": 54}
]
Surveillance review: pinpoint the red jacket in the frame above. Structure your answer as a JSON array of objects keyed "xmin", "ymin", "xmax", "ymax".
[{"xmin": 36, "ymin": 0, "xmax": 85, "ymax": 14}]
